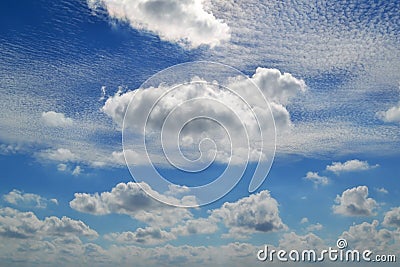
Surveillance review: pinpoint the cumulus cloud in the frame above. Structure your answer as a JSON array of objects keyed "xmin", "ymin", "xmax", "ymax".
[
  {"xmin": 72, "ymin": 165, "xmax": 82, "ymax": 176},
  {"xmin": 376, "ymin": 103, "xmax": 400, "ymax": 123},
  {"xmin": 306, "ymin": 223, "xmax": 323, "ymax": 232},
  {"xmin": 3, "ymin": 189, "xmax": 57, "ymax": 209},
  {"xmin": 333, "ymin": 186, "xmax": 378, "ymax": 217},
  {"xmin": 171, "ymin": 218, "xmax": 218, "ymax": 236},
  {"xmin": 87, "ymin": 0, "xmax": 230, "ymax": 48},
  {"xmin": 165, "ymin": 184, "xmax": 191, "ymax": 197},
  {"xmin": 102, "ymin": 68, "xmax": 305, "ymax": 165},
  {"xmin": 300, "ymin": 217, "xmax": 309, "ymax": 224},
  {"xmin": 42, "ymin": 111, "xmax": 73, "ymax": 127},
  {"xmin": 0, "ymin": 207, "xmax": 98, "ymax": 239},
  {"xmin": 105, "ymin": 227, "xmax": 175, "ymax": 245},
  {"xmin": 326, "ymin": 159, "xmax": 378, "ymax": 174},
  {"xmin": 278, "ymin": 232, "xmax": 325, "ymax": 251},
  {"xmin": 210, "ymin": 190, "xmax": 286, "ymax": 238},
  {"xmin": 38, "ymin": 148, "xmax": 76, "ymax": 162},
  {"xmin": 376, "ymin": 187, "xmax": 389, "ymax": 194},
  {"xmin": 70, "ymin": 182, "xmax": 194, "ymax": 227},
  {"xmin": 383, "ymin": 207, "xmax": 400, "ymax": 229},
  {"xmin": 340, "ymin": 220, "xmax": 396, "ymax": 252},
  {"xmin": 304, "ymin": 172, "xmax": 329, "ymax": 187},
  {"xmin": 57, "ymin": 163, "xmax": 67, "ymax": 171}
]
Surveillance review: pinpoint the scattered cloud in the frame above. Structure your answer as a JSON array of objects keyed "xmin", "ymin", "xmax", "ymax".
[
  {"xmin": 376, "ymin": 187, "xmax": 389, "ymax": 194},
  {"xmin": 165, "ymin": 184, "xmax": 191, "ymax": 197},
  {"xmin": 57, "ymin": 163, "xmax": 67, "ymax": 172},
  {"xmin": 42, "ymin": 111, "xmax": 73, "ymax": 127},
  {"xmin": 87, "ymin": 0, "xmax": 230, "ymax": 48},
  {"xmin": 304, "ymin": 172, "xmax": 329, "ymax": 187},
  {"xmin": 70, "ymin": 182, "xmax": 194, "ymax": 227},
  {"xmin": 306, "ymin": 223, "xmax": 323, "ymax": 232},
  {"xmin": 333, "ymin": 186, "xmax": 378, "ymax": 217},
  {"xmin": 383, "ymin": 207, "xmax": 400, "ymax": 229},
  {"xmin": 376, "ymin": 103, "xmax": 400, "ymax": 123},
  {"xmin": 171, "ymin": 218, "xmax": 218, "ymax": 236},
  {"xmin": 340, "ymin": 220, "xmax": 396, "ymax": 252},
  {"xmin": 105, "ymin": 227, "xmax": 175, "ymax": 245},
  {"xmin": 38, "ymin": 148, "xmax": 77, "ymax": 162},
  {"xmin": 278, "ymin": 232, "xmax": 325, "ymax": 251},
  {"xmin": 210, "ymin": 190, "xmax": 286, "ymax": 238},
  {"xmin": 72, "ymin": 165, "xmax": 82, "ymax": 176},
  {"xmin": 300, "ymin": 217, "xmax": 309, "ymax": 224},
  {"xmin": 102, "ymin": 68, "xmax": 305, "ymax": 165},
  {"xmin": 0, "ymin": 207, "xmax": 98, "ymax": 239},
  {"xmin": 3, "ymin": 189, "xmax": 57, "ymax": 209},
  {"xmin": 326, "ymin": 159, "xmax": 379, "ymax": 174},
  {"xmin": 0, "ymin": 144, "xmax": 21, "ymax": 155}
]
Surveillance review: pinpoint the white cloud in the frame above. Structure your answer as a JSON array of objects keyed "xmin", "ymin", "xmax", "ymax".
[
  {"xmin": 340, "ymin": 220, "xmax": 396, "ymax": 252},
  {"xmin": 278, "ymin": 232, "xmax": 325, "ymax": 251},
  {"xmin": 300, "ymin": 217, "xmax": 309, "ymax": 224},
  {"xmin": 0, "ymin": 143, "xmax": 20, "ymax": 155},
  {"xmin": 326, "ymin": 159, "xmax": 378, "ymax": 174},
  {"xmin": 376, "ymin": 103, "xmax": 400, "ymax": 123},
  {"xmin": 304, "ymin": 172, "xmax": 329, "ymax": 187},
  {"xmin": 0, "ymin": 207, "xmax": 98, "ymax": 239},
  {"xmin": 57, "ymin": 163, "xmax": 67, "ymax": 171},
  {"xmin": 105, "ymin": 227, "xmax": 175, "ymax": 245},
  {"xmin": 165, "ymin": 184, "xmax": 191, "ymax": 196},
  {"xmin": 171, "ymin": 218, "xmax": 218, "ymax": 236},
  {"xmin": 306, "ymin": 223, "xmax": 323, "ymax": 232},
  {"xmin": 376, "ymin": 187, "xmax": 389, "ymax": 194},
  {"xmin": 102, "ymin": 68, "xmax": 305, "ymax": 166},
  {"xmin": 70, "ymin": 182, "xmax": 194, "ymax": 227},
  {"xmin": 38, "ymin": 148, "xmax": 76, "ymax": 162},
  {"xmin": 3, "ymin": 189, "xmax": 57, "ymax": 209},
  {"xmin": 42, "ymin": 111, "xmax": 73, "ymax": 127},
  {"xmin": 87, "ymin": 0, "xmax": 230, "ymax": 48},
  {"xmin": 72, "ymin": 165, "xmax": 82, "ymax": 176},
  {"xmin": 210, "ymin": 190, "xmax": 286, "ymax": 238},
  {"xmin": 333, "ymin": 186, "xmax": 378, "ymax": 217},
  {"xmin": 41, "ymin": 216, "xmax": 98, "ymax": 239},
  {"xmin": 383, "ymin": 207, "xmax": 400, "ymax": 229}
]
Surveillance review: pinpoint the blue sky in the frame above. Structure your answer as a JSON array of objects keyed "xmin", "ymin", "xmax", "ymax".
[{"xmin": 0, "ymin": 0, "xmax": 399, "ymax": 266}]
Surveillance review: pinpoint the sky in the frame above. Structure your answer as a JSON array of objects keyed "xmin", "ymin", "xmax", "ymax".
[{"xmin": 0, "ymin": 0, "xmax": 399, "ymax": 266}]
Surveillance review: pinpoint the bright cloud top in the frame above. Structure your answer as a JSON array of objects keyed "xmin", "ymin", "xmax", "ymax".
[
  {"xmin": 304, "ymin": 171, "xmax": 329, "ymax": 187},
  {"xmin": 210, "ymin": 190, "xmax": 286, "ymax": 238},
  {"xmin": 0, "ymin": 207, "xmax": 98, "ymax": 239},
  {"xmin": 326, "ymin": 159, "xmax": 378, "ymax": 174},
  {"xmin": 376, "ymin": 103, "xmax": 400, "ymax": 123},
  {"xmin": 3, "ymin": 190, "xmax": 58, "ymax": 209},
  {"xmin": 69, "ymin": 182, "xmax": 195, "ymax": 227},
  {"xmin": 383, "ymin": 207, "xmax": 400, "ymax": 229},
  {"xmin": 87, "ymin": 0, "xmax": 230, "ymax": 48},
  {"xmin": 42, "ymin": 111, "xmax": 73, "ymax": 127},
  {"xmin": 102, "ymin": 67, "xmax": 305, "ymax": 166},
  {"xmin": 333, "ymin": 186, "xmax": 378, "ymax": 217}
]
